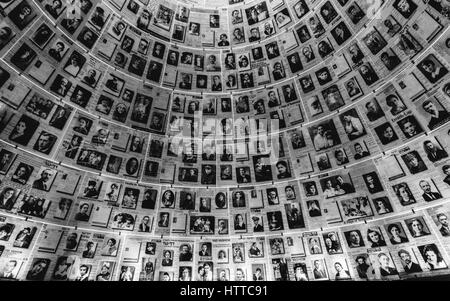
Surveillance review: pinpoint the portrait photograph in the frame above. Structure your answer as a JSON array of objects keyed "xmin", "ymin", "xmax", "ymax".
[
  {"xmin": 417, "ymin": 97, "xmax": 450, "ymax": 130},
  {"xmin": 397, "ymin": 115, "xmax": 424, "ymax": 139},
  {"xmin": 417, "ymin": 54, "xmax": 449, "ymax": 84},
  {"xmin": 317, "ymin": 38, "xmax": 334, "ymax": 58},
  {"xmin": 340, "ymin": 196, "xmax": 374, "ymax": 220},
  {"xmin": 154, "ymin": 5, "xmax": 174, "ymax": 32},
  {"xmin": 53, "ymin": 198, "xmax": 72, "ymax": 220},
  {"xmin": 359, "ymin": 63, "xmax": 380, "ymax": 86},
  {"xmin": 404, "ymin": 216, "xmax": 430, "ymax": 238},
  {"xmin": 322, "ymin": 231, "xmax": 343, "ymax": 254},
  {"xmin": 8, "ymin": 0, "xmax": 37, "ymax": 30},
  {"xmin": 0, "ymin": 149, "xmax": 16, "ymax": 175},
  {"xmin": 190, "ymin": 216, "xmax": 215, "ymax": 234},
  {"xmin": 252, "ymin": 155, "xmax": 273, "ymax": 182},
  {"xmin": 308, "ymin": 119, "xmax": 341, "ymax": 151},
  {"xmin": 274, "ymin": 8, "xmax": 292, "ymax": 29},
  {"xmin": 9, "ymin": 114, "xmax": 39, "ymax": 146},
  {"xmin": 293, "ymin": 0, "xmax": 310, "ymax": 19},
  {"xmin": 363, "ymin": 27, "xmax": 387, "ymax": 55},
  {"xmin": 77, "ymin": 26, "xmax": 98, "ymax": 49},
  {"xmin": 311, "ymin": 258, "xmax": 329, "ymax": 280},
  {"xmin": 372, "ymin": 197, "xmax": 393, "ymax": 216},
  {"xmin": 393, "ymin": 0, "xmax": 417, "ymax": 19},
  {"xmin": 331, "ymin": 21, "xmax": 352, "ymax": 46},
  {"xmin": 50, "ymin": 74, "xmax": 72, "ymax": 97},
  {"xmin": 26, "ymin": 258, "xmax": 51, "ymax": 280},
  {"xmin": 374, "ymin": 122, "xmax": 399, "ymax": 145},
  {"xmin": 267, "ymin": 211, "xmax": 284, "ymax": 231},
  {"xmin": 10, "ymin": 43, "xmax": 37, "ymax": 71},
  {"xmin": 103, "ymin": 74, "xmax": 125, "ymax": 97},
  {"xmin": 33, "ymin": 131, "xmax": 57, "ymax": 155},
  {"xmin": 319, "ymin": 174, "xmax": 355, "ymax": 198},
  {"xmin": 232, "ymin": 243, "xmax": 245, "ymax": 263},
  {"xmin": 417, "ymin": 244, "xmax": 448, "ymax": 270},
  {"xmin": 31, "ymin": 23, "xmax": 54, "ymax": 50},
  {"xmin": 346, "ymin": 2, "xmax": 365, "ymax": 24},
  {"xmin": 10, "ymin": 162, "xmax": 33, "ymax": 185},
  {"xmin": 172, "ymin": 24, "xmax": 186, "ymax": 43},
  {"xmin": 400, "ymin": 150, "xmax": 427, "ymax": 175},
  {"xmin": 392, "ymin": 182, "xmax": 417, "ymax": 206},
  {"xmin": 0, "ymin": 258, "xmax": 23, "ymax": 279},
  {"xmin": 49, "ymin": 105, "xmax": 71, "ymax": 130},
  {"xmin": 320, "ymin": 1, "xmax": 338, "ymax": 24}
]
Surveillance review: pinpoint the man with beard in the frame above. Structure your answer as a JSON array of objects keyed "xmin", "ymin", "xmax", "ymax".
[{"xmin": 398, "ymin": 249, "xmax": 422, "ymax": 273}]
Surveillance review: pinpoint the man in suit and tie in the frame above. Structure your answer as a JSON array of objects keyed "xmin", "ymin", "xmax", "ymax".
[
  {"xmin": 419, "ymin": 180, "xmax": 442, "ymax": 202},
  {"xmin": 179, "ymin": 244, "xmax": 193, "ymax": 261},
  {"xmin": 32, "ymin": 168, "xmax": 54, "ymax": 191},
  {"xmin": 199, "ymin": 243, "xmax": 210, "ymax": 256},
  {"xmin": 281, "ymin": 85, "xmax": 297, "ymax": 103},
  {"xmin": 252, "ymin": 217, "xmax": 264, "ymax": 232},
  {"xmin": 0, "ymin": 151, "xmax": 12, "ymax": 172},
  {"xmin": 0, "ymin": 260, "xmax": 17, "ymax": 279},
  {"xmin": 437, "ymin": 213, "xmax": 450, "ymax": 237},
  {"xmin": 424, "ymin": 140, "xmax": 448, "ymax": 163},
  {"xmin": 76, "ymin": 265, "xmax": 90, "ymax": 281},
  {"xmin": 313, "ymin": 260, "xmax": 327, "ymax": 279},
  {"xmin": 422, "ymin": 100, "xmax": 450, "ymax": 130},
  {"xmin": 398, "ymin": 249, "xmax": 422, "ymax": 273},
  {"xmin": 138, "ymin": 216, "xmax": 151, "ymax": 232}
]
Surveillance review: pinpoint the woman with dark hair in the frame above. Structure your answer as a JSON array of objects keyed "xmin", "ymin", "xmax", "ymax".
[
  {"xmin": 395, "ymin": 183, "xmax": 416, "ymax": 206},
  {"xmin": 101, "ymin": 238, "xmax": 118, "ymax": 256},
  {"xmin": 225, "ymin": 54, "xmax": 236, "ymax": 70},
  {"xmin": 334, "ymin": 262, "xmax": 350, "ymax": 280},
  {"xmin": 234, "ymin": 214, "xmax": 246, "ymax": 230},
  {"xmin": 238, "ymin": 55, "xmax": 249, "ymax": 69},
  {"xmin": 0, "ymin": 223, "xmax": 13, "ymax": 241},
  {"xmin": 367, "ymin": 228, "xmax": 386, "ymax": 248},
  {"xmin": 11, "ymin": 164, "xmax": 32, "ymax": 184},
  {"xmin": 387, "ymin": 224, "xmax": 408, "ymax": 245},
  {"xmin": 443, "ymin": 165, "xmax": 450, "ymax": 186},
  {"xmin": 75, "ymin": 203, "xmax": 90, "ymax": 221},
  {"xmin": 65, "ymin": 135, "xmax": 82, "ymax": 159},
  {"xmin": 276, "ymin": 161, "xmax": 291, "ymax": 179},
  {"xmin": 318, "ymin": 40, "xmax": 333, "ymax": 57},
  {"xmin": 0, "ymin": 187, "xmax": 16, "ymax": 210},
  {"xmin": 386, "ymin": 94, "xmax": 406, "ymax": 115},
  {"xmin": 306, "ymin": 182, "xmax": 318, "ymax": 196},
  {"xmin": 9, "ymin": 119, "xmax": 30, "ymax": 145},
  {"xmin": 422, "ymin": 244, "xmax": 447, "ymax": 270}
]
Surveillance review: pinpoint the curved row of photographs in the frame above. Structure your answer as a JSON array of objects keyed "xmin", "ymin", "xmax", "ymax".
[
  {"xmin": 3, "ymin": 0, "xmax": 448, "ymax": 95},
  {"xmin": 0, "ymin": 0, "xmax": 393, "ymax": 51},
  {"xmin": 0, "ymin": 119, "xmax": 449, "ymax": 236},
  {"xmin": 2, "ymin": 0, "xmax": 449, "ymax": 98},
  {"xmin": 1, "ymin": 46, "xmax": 450, "ymax": 188},
  {"xmin": 0, "ymin": 196, "xmax": 449, "ymax": 281}
]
